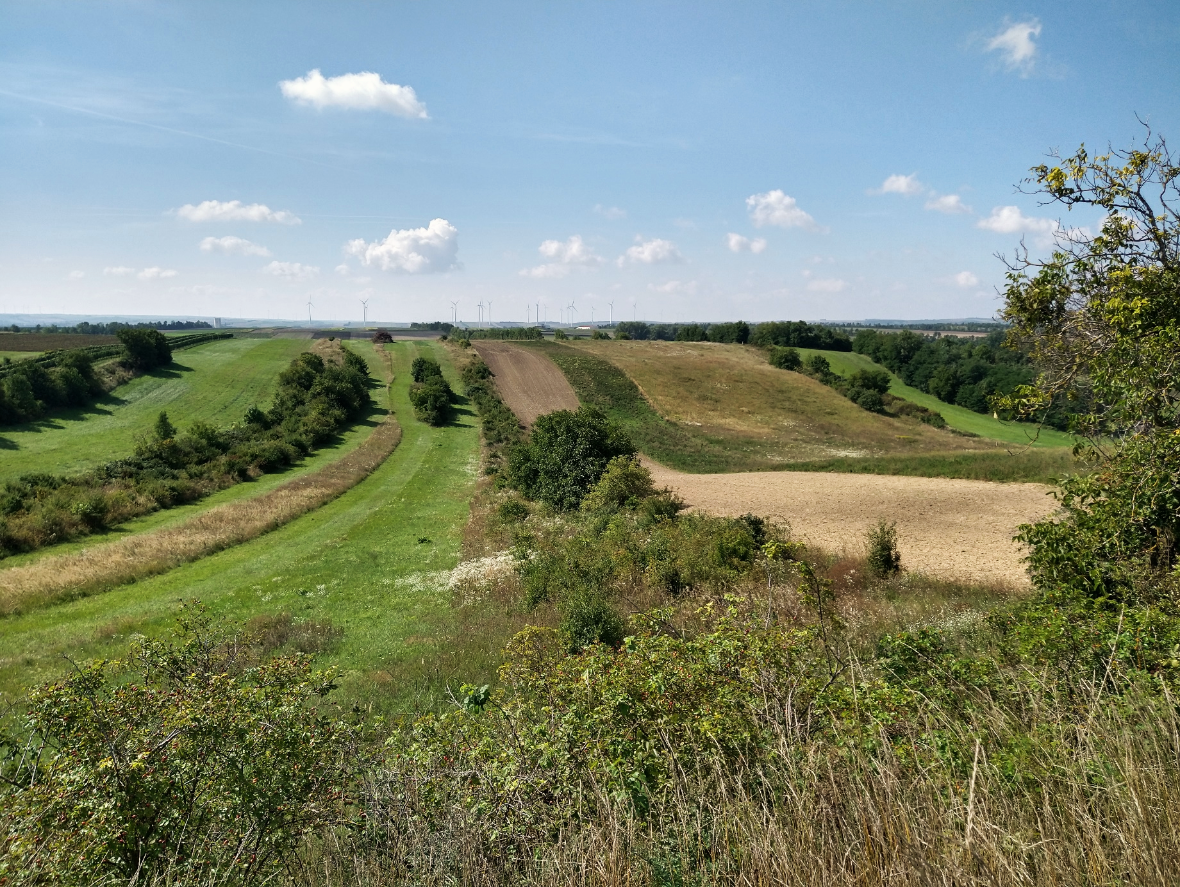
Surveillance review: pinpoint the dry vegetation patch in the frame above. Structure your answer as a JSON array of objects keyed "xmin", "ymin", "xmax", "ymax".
[{"xmin": 578, "ymin": 339, "xmax": 994, "ymax": 462}]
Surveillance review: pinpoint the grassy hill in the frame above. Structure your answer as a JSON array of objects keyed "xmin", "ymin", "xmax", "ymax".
[
  {"xmin": 530, "ymin": 340, "xmax": 1073, "ymax": 481},
  {"xmin": 0, "ymin": 337, "xmax": 308, "ymax": 482},
  {"xmin": 795, "ymin": 347, "xmax": 1075, "ymax": 448},
  {"xmin": 0, "ymin": 340, "xmax": 483, "ymax": 711}
]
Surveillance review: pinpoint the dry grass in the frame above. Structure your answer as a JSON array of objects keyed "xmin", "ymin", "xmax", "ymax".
[
  {"xmin": 0, "ymin": 414, "xmax": 402, "ymax": 616},
  {"xmin": 575, "ymin": 339, "xmax": 995, "ymax": 462}
]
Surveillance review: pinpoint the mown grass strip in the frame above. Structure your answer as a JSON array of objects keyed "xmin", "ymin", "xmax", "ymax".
[
  {"xmin": 774, "ymin": 448, "xmax": 1076, "ymax": 483},
  {"xmin": 0, "ymin": 413, "xmax": 401, "ymax": 616}
]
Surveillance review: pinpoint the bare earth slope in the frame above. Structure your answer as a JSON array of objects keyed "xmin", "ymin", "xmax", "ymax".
[
  {"xmin": 473, "ymin": 341, "xmax": 579, "ymax": 425},
  {"xmin": 646, "ymin": 461, "xmax": 1056, "ymax": 586}
]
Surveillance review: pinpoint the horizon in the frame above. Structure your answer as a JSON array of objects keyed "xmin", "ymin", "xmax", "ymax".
[{"xmin": 3, "ymin": 2, "xmax": 1177, "ymax": 324}]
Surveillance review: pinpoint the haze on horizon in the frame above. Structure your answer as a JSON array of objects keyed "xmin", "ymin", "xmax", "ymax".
[{"xmin": 1, "ymin": 1, "xmax": 1177, "ymax": 326}]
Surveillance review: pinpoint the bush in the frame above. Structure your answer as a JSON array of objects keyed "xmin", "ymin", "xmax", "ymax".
[
  {"xmin": 553, "ymin": 328, "xmax": 569, "ymax": 340},
  {"xmin": 580, "ymin": 454, "xmax": 656, "ymax": 513},
  {"xmin": 590, "ymin": 329, "xmax": 610, "ymax": 340},
  {"xmin": 866, "ymin": 519, "xmax": 901, "ymax": 575},
  {"xmin": 854, "ymin": 389, "xmax": 885, "ymax": 412},
  {"xmin": 508, "ymin": 407, "xmax": 636, "ymax": 510},
  {"xmin": 496, "ymin": 495, "xmax": 530, "ymax": 523},
  {"xmin": 767, "ymin": 346, "xmax": 801, "ymax": 371},
  {"xmin": 116, "ymin": 327, "xmax": 172, "ymax": 371},
  {"xmin": 408, "ymin": 356, "xmax": 455, "ymax": 425},
  {"xmin": 615, "ymin": 331, "xmax": 631, "ymax": 340},
  {"xmin": 0, "ymin": 606, "xmax": 358, "ymax": 886}
]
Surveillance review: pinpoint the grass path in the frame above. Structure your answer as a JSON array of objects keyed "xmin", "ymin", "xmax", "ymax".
[
  {"xmin": 795, "ymin": 348, "xmax": 1075, "ymax": 448},
  {"xmin": 0, "ymin": 341, "xmax": 481, "ymax": 709},
  {"xmin": 0, "ymin": 337, "xmax": 308, "ymax": 482}
]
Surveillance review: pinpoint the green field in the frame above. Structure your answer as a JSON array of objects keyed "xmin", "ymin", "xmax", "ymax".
[
  {"xmin": 0, "ymin": 340, "xmax": 482, "ymax": 709},
  {"xmin": 795, "ymin": 348, "xmax": 1075, "ymax": 448},
  {"xmin": 0, "ymin": 351, "xmax": 38, "ymax": 362},
  {"xmin": 0, "ymin": 337, "xmax": 309, "ymax": 482}
]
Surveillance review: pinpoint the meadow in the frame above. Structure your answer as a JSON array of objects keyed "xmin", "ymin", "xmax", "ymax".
[
  {"xmin": 0, "ymin": 336, "xmax": 309, "ymax": 481},
  {"xmin": 0, "ymin": 340, "xmax": 482, "ymax": 709},
  {"xmin": 535, "ymin": 339, "xmax": 1073, "ymax": 481}
]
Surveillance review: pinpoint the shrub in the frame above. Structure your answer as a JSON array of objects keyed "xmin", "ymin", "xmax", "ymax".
[
  {"xmin": 854, "ymin": 389, "xmax": 885, "ymax": 412},
  {"xmin": 553, "ymin": 328, "xmax": 569, "ymax": 340},
  {"xmin": 580, "ymin": 454, "xmax": 656, "ymax": 513},
  {"xmin": 560, "ymin": 587, "xmax": 625, "ymax": 652},
  {"xmin": 0, "ymin": 606, "xmax": 358, "ymax": 886},
  {"xmin": 496, "ymin": 495, "xmax": 530, "ymax": 523},
  {"xmin": 371, "ymin": 329, "xmax": 393, "ymax": 343},
  {"xmin": 508, "ymin": 407, "xmax": 636, "ymax": 510},
  {"xmin": 866, "ymin": 519, "xmax": 901, "ymax": 575},
  {"xmin": 767, "ymin": 346, "xmax": 801, "ymax": 371},
  {"xmin": 409, "ymin": 379, "xmax": 454, "ymax": 425},
  {"xmin": 591, "ymin": 329, "xmax": 610, "ymax": 340},
  {"xmin": 116, "ymin": 327, "xmax": 172, "ymax": 371}
]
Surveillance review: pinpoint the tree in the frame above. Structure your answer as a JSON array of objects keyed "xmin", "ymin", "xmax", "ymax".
[
  {"xmin": 997, "ymin": 129, "xmax": 1180, "ymax": 594},
  {"xmin": 508, "ymin": 407, "xmax": 636, "ymax": 510},
  {"xmin": 117, "ymin": 328, "xmax": 172, "ymax": 371}
]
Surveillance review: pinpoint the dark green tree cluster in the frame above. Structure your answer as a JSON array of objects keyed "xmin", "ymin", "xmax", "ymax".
[
  {"xmin": 409, "ymin": 321, "xmax": 455, "ymax": 332},
  {"xmin": 851, "ymin": 328, "xmax": 1066, "ymax": 425},
  {"xmin": 460, "ymin": 356, "xmax": 524, "ymax": 473},
  {"xmin": 408, "ymin": 356, "xmax": 455, "ymax": 425},
  {"xmin": 749, "ymin": 320, "xmax": 853, "ymax": 351},
  {"xmin": 115, "ymin": 328, "xmax": 172, "ymax": 371},
  {"xmin": 771, "ymin": 352, "xmax": 945, "ymax": 425},
  {"xmin": 613, "ymin": 319, "xmax": 849, "ymax": 349},
  {"xmin": 0, "ymin": 348, "xmax": 373, "ymax": 558},
  {"xmin": 461, "ymin": 327, "xmax": 544, "ymax": 340},
  {"xmin": 4, "ymin": 320, "xmax": 213, "ymax": 335},
  {"xmin": 508, "ymin": 407, "xmax": 636, "ymax": 511},
  {"xmin": 0, "ymin": 351, "xmax": 103, "ymax": 424}
]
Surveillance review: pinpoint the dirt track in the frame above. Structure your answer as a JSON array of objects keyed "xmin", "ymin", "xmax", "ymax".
[
  {"xmin": 477, "ymin": 342, "xmax": 1058, "ymax": 586},
  {"xmin": 646, "ymin": 461, "xmax": 1056, "ymax": 586},
  {"xmin": 473, "ymin": 341, "xmax": 579, "ymax": 425}
]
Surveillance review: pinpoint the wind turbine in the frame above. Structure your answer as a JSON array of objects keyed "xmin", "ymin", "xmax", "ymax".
[
  {"xmin": 450, "ymin": 301, "xmax": 458, "ymax": 324},
  {"xmin": 306, "ymin": 299, "xmax": 314, "ymax": 328},
  {"xmin": 477, "ymin": 301, "xmax": 484, "ymax": 327},
  {"xmin": 359, "ymin": 298, "xmax": 369, "ymax": 325},
  {"xmin": 487, "ymin": 300, "xmax": 493, "ymax": 327},
  {"xmin": 568, "ymin": 301, "xmax": 576, "ymax": 325},
  {"xmin": 609, "ymin": 301, "xmax": 614, "ymax": 326}
]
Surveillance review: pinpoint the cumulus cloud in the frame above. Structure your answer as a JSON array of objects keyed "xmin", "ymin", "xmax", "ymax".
[
  {"xmin": 986, "ymin": 19, "xmax": 1041, "ymax": 75},
  {"xmin": 67, "ymin": 270, "xmax": 85, "ymax": 280},
  {"xmin": 138, "ymin": 267, "xmax": 178, "ymax": 280},
  {"xmin": 177, "ymin": 200, "xmax": 300, "ymax": 225},
  {"xmin": 977, "ymin": 205, "xmax": 1060, "ymax": 244},
  {"xmin": 103, "ymin": 266, "xmax": 136, "ymax": 277},
  {"xmin": 617, "ymin": 237, "xmax": 684, "ymax": 267},
  {"xmin": 262, "ymin": 261, "xmax": 320, "ymax": 281},
  {"xmin": 726, "ymin": 233, "xmax": 767, "ymax": 254},
  {"xmin": 954, "ymin": 271, "xmax": 980, "ymax": 288},
  {"xmin": 593, "ymin": 204, "xmax": 627, "ymax": 220},
  {"xmin": 871, "ymin": 174, "xmax": 924, "ymax": 196},
  {"xmin": 925, "ymin": 193, "xmax": 972, "ymax": 214},
  {"xmin": 199, "ymin": 235, "xmax": 271, "ymax": 257},
  {"xmin": 279, "ymin": 69, "xmax": 428, "ymax": 118},
  {"xmin": 520, "ymin": 235, "xmax": 603, "ymax": 278},
  {"xmin": 648, "ymin": 279, "xmax": 698, "ymax": 296},
  {"xmin": 746, "ymin": 190, "xmax": 819, "ymax": 230},
  {"xmin": 345, "ymin": 218, "xmax": 459, "ymax": 274},
  {"xmin": 805, "ymin": 278, "xmax": 846, "ymax": 293}
]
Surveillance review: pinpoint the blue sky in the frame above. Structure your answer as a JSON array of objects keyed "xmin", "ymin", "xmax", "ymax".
[{"xmin": 2, "ymin": 1, "xmax": 1177, "ymax": 325}]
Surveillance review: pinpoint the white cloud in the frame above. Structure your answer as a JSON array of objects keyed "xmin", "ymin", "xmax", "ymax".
[
  {"xmin": 746, "ymin": 190, "xmax": 819, "ymax": 229},
  {"xmin": 925, "ymin": 193, "xmax": 973, "ymax": 214},
  {"xmin": 954, "ymin": 271, "xmax": 980, "ymax": 288},
  {"xmin": 199, "ymin": 235, "xmax": 271, "ymax": 257},
  {"xmin": 726, "ymin": 233, "xmax": 767, "ymax": 254},
  {"xmin": 262, "ymin": 261, "xmax": 320, "ymax": 281},
  {"xmin": 345, "ymin": 218, "xmax": 459, "ymax": 274},
  {"xmin": 648, "ymin": 279, "xmax": 698, "ymax": 295},
  {"xmin": 986, "ymin": 19, "xmax": 1041, "ymax": 75},
  {"xmin": 103, "ymin": 266, "xmax": 136, "ymax": 277},
  {"xmin": 977, "ymin": 205, "xmax": 1060, "ymax": 244},
  {"xmin": 138, "ymin": 267, "xmax": 178, "ymax": 280},
  {"xmin": 520, "ymin": 235, "xmax": 604, "ymax": 278},
  {"xmin": 872, "ymin": 174, "xmax": 924, "ymax": 196},
  {"xmin": 593, "ymin": 204, "xmax": 627, "ymax": 220},
  {"xmin": 279, "ymin": 69, "xmax": 428, "ymax": 118},
  {"xmin": 806, "ymin": 278, "xmax": 846, "ymax": 293},
  {"xmin": 177, "ymin": 200, "xmax": 300, "ymax": 225},
  {"xmin": 67, "ymin": 270, "xmax": 85, "ymax": 280},
  {"xmin": 617, "ymin": 237, "xmax": 684, "ymax": 267}
]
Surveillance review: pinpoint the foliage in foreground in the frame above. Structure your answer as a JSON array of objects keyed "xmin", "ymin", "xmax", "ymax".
[
  {"xmin": 0, "ymin": 605, "xmax": 360, "ymax": 886},
  {"xmin": 0, "ymin": 346, "xmax": 373, "ymax": 559}
]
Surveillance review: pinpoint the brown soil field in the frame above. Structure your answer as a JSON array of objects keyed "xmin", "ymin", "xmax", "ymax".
[
  {"xmin": 576, "ymin": 339, "xmax": 993, "ymax": 462},
  {"xmin": 0, "ymin": 332, "xmax": 118, "ymax": 350},
  {"xmin": 473, "ymin": 341, "xmax": 580, "ymax": 425},
  {"xmin": 646, "ymin": 460, "xmax": 1057, "ymax": 586}
]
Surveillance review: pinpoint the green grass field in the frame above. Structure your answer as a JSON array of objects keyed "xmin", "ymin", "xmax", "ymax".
[
  {"xmin": 795, "ymin": 348, "xmax": 1075, "ymax": 448},
  {"xmin": 0, "ymin": 341, "xmax": 482, "ymax": 711},
  {"xmin": 0, "ymin": 337, "xmax": 309, "ymax": 482},
  {"xmin": 0, "ymin": 351, "xmax": 39, "ymax": 362}
]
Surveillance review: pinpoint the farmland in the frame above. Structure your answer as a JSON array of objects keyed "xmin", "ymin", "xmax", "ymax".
[
  {"xmin": 0, "ymin": 340, "xmax": 482, "ymax": 707},
  {"xmin": 0, "ymin": 336, "xmax": 309, "ymax": 481},
  {"xmin": 0, "ymin": 332, "xmax": 119, "ymax": 351}
]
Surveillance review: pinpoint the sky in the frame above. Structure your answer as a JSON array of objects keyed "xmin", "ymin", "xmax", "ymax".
[{"xmin": 1, "ymin": 1, "xmax": 1178, "ymax": 326}]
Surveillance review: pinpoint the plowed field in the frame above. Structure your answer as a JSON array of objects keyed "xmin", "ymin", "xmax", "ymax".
[{"xmin": 473, "ymin": 341, "xmax": 579, "ymax": 424}]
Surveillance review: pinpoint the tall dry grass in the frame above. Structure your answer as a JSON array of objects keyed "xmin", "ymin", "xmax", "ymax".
[{"xmin": 0, "ymin": 414, "xmax": 401, "ymax": 616}]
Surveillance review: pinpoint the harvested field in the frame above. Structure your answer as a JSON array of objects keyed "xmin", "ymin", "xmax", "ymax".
[
  {"xmin": 645, "ymin": 460, "xmax": 1058, "ymax": 586},
  {"xmin": 0, "ymin": 332, "xmax": 118, "ymax": 351},
  {"xmin": 0, "ymin": 414, "xmax": 402, "ymax": 616},
  {"xmin": 473, "ymin": 341, "xmax": 579, "ymax": 425}
]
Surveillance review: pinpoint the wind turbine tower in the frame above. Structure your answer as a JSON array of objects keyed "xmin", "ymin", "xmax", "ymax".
[
  {"xmin": 359, "ymin": 298, "xmax": 369, "ymax": 325},
  {"xmin": 307, "ymin": 299, "xmax": 314, "ymax": 328}
]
